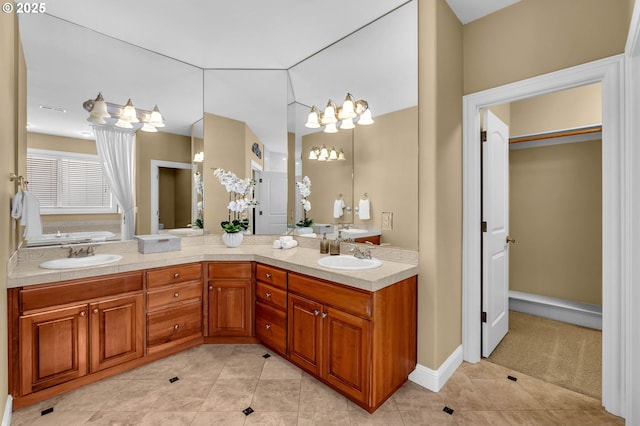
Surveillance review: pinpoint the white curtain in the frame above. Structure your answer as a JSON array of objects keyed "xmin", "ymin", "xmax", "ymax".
[{"xmin": 93, "ymin": 126, "xmax": 136, "ymax": 240}]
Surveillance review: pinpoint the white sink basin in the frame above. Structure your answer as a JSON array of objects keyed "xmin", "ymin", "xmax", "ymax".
[
  {"xmin": 317, "ymin": 255, "xmax": 382, "ymax": 270},
  {"xmin": 341, "ymin": 229, "xmax": 369, "ymax": 234},
  {"xmin": 39, "ymin": 254, "xmax": 123, "ymax": 270}
]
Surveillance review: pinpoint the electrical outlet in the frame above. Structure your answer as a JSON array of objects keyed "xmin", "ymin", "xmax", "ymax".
[{"xmin": 382, "ymin": 212, "xmax": 393, "ymax": 230}]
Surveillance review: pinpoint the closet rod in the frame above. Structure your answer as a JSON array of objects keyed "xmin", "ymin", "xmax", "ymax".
[{"xmin": 509, "ymin": 125, "xmax": 602, "ymax": 144}]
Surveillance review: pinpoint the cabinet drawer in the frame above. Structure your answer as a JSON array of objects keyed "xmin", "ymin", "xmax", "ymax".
[
  {"xmin": 256, "ymin": 281, "xmax": 287, "ymax": 310},
  {"xmin": 147, "ymin": 302, "xmax": 202, "ymax": 349},
  {"xmin": 255, "ymin": 264, "xmax": 287, "ymax": 289},
  {"xmin": 147, "ymin": 264, "xmax": 202, "ymax": 289},
  {"xmin": 288, "ymin": 273, "xmax": 372, "ymax": 319},
  {"xmin": 255, "ymin": 301, "xmax": 286, "ymax": 354},
  {"xmin": 207, "ymin": 262, "xmax": 252, "ymax": 280},
  {"xmin": 147, "ymin": 282, "xmax": 203, "ymax": 311}
]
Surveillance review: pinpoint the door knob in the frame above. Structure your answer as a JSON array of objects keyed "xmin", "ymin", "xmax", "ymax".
[{"xmin": 506, "ymin": 236, "xmax": 516, "ymax": 244}]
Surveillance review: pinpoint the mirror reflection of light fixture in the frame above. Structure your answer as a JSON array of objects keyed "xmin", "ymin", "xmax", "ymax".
[
  {"xmin": 307, "ymin": 145, "xmax": 346, "ymax": 162},
  {"xmin": 83, "ymin": 93, "xmax": 166, "ymax": 132},
  {"xmin": 193, "ymin": 151, "xmax": 204, "ymax": 162},
  {"xmin": 305, "ymin": 93, "xmax": 373, "ymax": 131}
]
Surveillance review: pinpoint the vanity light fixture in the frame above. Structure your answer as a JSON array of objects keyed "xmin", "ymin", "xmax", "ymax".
[
  {"xmin": 308, "ymin": 145, "xmax": 345, "ymax": 162},
  {"xmin": 83, "ymin": 93, "xmax": 166, "ymax": 132},
  {"xmin": 304, "ymin": 93, "xmax": 374, "ymax": 133}
]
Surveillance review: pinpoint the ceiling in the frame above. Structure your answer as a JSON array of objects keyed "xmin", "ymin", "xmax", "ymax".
[{"xmin": 19, "ymin": 0, "xmax": 517, "ymax": 154}]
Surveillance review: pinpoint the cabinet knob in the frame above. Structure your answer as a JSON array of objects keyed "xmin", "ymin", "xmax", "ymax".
[
  {"xmin": 314, "ymin": 310, "xmax": 320, "ymax": 316},
  {"xmin": 265, "ymin": 292, "xmax": 272, "ymax": 298},
  {"xmin": 174, "ymin": 292, "xmax": 180, "ymax": 298},
  {"xmin": 174, "ymin": 324, "xmax": 180, "ymax": 331},
  {"xmin": 93, "ymin": 308, "xmax": 99, "ymax": 314},
  {"xmin": 79, "ymin": 311, "xmax": 86, "ymax": 317},
  {"xmin": 322, "ymin": 312, "xmax": 328, "ymax": 319},
  {"xmin": 208, "ymin": 285, "xmax": 213, "ymax": 290},
  {"xmin": 173, "ymin": 273, "xmax": 180, "ymax": 278},
  {"xmin": 265, "ymin": 273, "xmax": 272, "ymax": 278},
  {"xmin": 265, "ymin": 324, "xmax": 271, "ymax": 330}
]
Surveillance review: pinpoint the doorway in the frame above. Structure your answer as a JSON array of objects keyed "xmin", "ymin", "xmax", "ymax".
[
  {"xmin": 462, "ymin": 56, "xmax": 626, "ymax": 417},
  {"xmin": 150, "ymin": 160, "xmax": 195, "ymax": 234}
]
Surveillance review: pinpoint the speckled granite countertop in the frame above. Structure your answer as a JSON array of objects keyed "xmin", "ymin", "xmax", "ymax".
[{"xmin": 8, "ymin": 235, "xmax": 419, "ymax": 292}]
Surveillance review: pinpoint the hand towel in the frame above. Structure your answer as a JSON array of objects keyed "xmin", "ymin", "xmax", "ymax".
[
  {"xmin": 21, "ymin": 190, "xmax": 43, "ymax": 240},
  {"xmin": 333, "ymin": 199, "xmax": 345, "ymax": 218},
  {"xmin": 272, "ymin": 240, "xmax": 282, "ymax": 249},
  {"xmin": 11, "ymin": 190, "xmax": 24, "ymax": 220},
  {"xmin": 281, "ymin": 240, "xmax": 298, "ymax": 249},
  {"xmin": 358, "ymin": 199, "xmax": 371, "ymax": 220},
  {"xmin": 280, "ymin": 235, "xmax": 293, "ymax": 242}
]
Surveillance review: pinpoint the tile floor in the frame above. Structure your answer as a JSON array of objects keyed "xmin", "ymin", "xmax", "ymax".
[{"xmin": 10, "ymin": 344, "xmax": 624, "ymax": 425}]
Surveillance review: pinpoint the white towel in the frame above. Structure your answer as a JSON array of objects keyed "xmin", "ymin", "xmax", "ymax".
[
  {"xmin": 20, "ymin": 191, "xmax": 43, "ymax": 240},
  {"xmin": 281, "ymin": 240, "xmax": 298, "ymax": 249},
  {"xmin": 280, "ymin": 235, "xmax": 293, "ymax": 242},
  {"xmin": 333, "ymin": 199, "xmax": 345, "ymax": 219},
  {"xmin": 272, "ymin": 240, "xmax": 282, "ymax": 249},
  {"xmin": 358, "ymin": 199, "xmax": 371, "ymax": 220},
  {"xmin": 11, "ymin": 191, "xmax": 24, "ymax": 220}
]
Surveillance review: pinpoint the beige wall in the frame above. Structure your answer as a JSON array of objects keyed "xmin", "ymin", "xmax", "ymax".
[
  {"xmin": 1, "ymin": 7, "xmax": 26, "ymax": 413},
  {"xmin": 28, "ymin": 132, "xmax": 97, "ymax": 154},
  {"xmin": 463, "ymin": 0, "xmax": 630, "ymax": 94},
  {"xmin": 136, "ymin": 130, "xmax": 191, "ymax": 235},
  {"xmin": 417, "ymin": 0, "xmax": 463, "ymax": 369},
  {"xmin": 510, "ymin": 83, "xmax": 601, "ymax": 137},
  {"xmin": 510, "ymin": 140, "xmax": 602, "ymax": 304},
  {"xmin": 353, "ymin": 106, "xmax": 418, "ymax": 249},
  {"xmin": 301, "ymin": 130, "xmax": 354, "ymax": 226}
]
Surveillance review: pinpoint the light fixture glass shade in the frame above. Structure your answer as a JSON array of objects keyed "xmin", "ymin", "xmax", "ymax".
[
  {"xmin": 328, "ymin": 147, "xmax": 338, "ymax": 161},
  {"xmin": 339, "ymin": 93, "xmax": 356, "ymax": 119},
  {"xmin": 149, "ymin": 105, "xmax": 165, "ymax": 127},
  {"xmin": 308, "ymin": 149, "xmax": 318, "ymax": 160},
  {"xmin": 92, "ymin": 99, "xmax": 110, "ymax": 118},
  {"xmin": 87, "ymin": 114, "xmax": 106, "ymax": 124},
  {"xmin": 358, "ymin": 108, "xmax": 374, "ymax": 125},
  {"xmin": 338, "ymin": 149, "xmax": 346, "ymax": 160},
  {"xmin": 324, "ymin": 122, "xmax": 338, "ymax": 133},
  {"xmin": 141, "ymin": 122, "xmax": 158, "ymax": 132},
  {"xmin": 323, "ymin": 100, "xmax": 337, "ymax": 124},
  {"xmin": 304, "ymin": 106, "xmax": 321, "ymax": 128},
  {"xmin": 122, "ymin": 99, "xmax": 139, "ymax": 123},
  {"xmin": 115, "ymin": 118, "xmax": 133, "ymax": 129},
  {"xmin": 193, "ymin": 151, "xmax": 204, "ymax": 162},
  {"xmin": 340, "ymin": 117, "xmax": 355, "ymax": 130}
]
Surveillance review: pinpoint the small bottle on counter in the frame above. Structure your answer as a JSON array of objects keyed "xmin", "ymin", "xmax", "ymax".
[
  {"xmin": 320, "ymin": 233, "xmax": 329, "ymax": 254},
  {"xmin": 330, "ymin": 231, "xmax": 342, "ymax": 255}
]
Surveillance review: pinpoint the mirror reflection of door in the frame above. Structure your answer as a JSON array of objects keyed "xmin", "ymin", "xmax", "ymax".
[{"xmin": 158, "ymin": 167, "xmax": 192, "ymax": 230}]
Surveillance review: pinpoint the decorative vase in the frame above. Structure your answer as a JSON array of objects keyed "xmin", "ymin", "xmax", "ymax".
[{"xmin": 222, "ymin": 232, "xmax": 243, "ymax": 248}]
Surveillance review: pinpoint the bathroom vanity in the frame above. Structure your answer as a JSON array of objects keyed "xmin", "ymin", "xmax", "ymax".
[{"xmin": 7, "ymin": 239, "xmax": 418, "ymax": 413}]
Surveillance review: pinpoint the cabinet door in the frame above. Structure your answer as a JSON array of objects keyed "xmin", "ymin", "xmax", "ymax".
[
  {"xmin": 288, "ymin": 294, "xmax": 323, "ymax": 376},
  {"xmin": 20, "ymin": 304, "xmax": 88, "ymax": 395},
  {"xmin": 208, "ymin": 280, "xmax": 252, "ymax": 336},
  {"xmin": 90, "ymin": 293, "xmax": 144, "ymax": 372},
  {"xmin": 324, "ymin": 306, "xmax": 370, "ymax": 404}
]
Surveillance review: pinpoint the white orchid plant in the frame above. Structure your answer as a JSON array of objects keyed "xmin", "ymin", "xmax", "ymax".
[
  {"xmin": 296, "ymin": 176, "xmax": 313, "ymax": 227},
  {"xmin": 213, "ymin": 168, "xmax": 258, "ymax": 233}
]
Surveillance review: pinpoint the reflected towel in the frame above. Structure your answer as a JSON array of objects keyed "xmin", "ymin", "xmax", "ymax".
[
  {"xmin": 281, "ymin": 240, "xmax": 298, "ymax": 249},
  {"xmin": 21, "ymin": 191, "xmax": 43, "ymax": 240},
  {"xmin": 333, "ymin": 199, "xmax": 345, "ymax": 218},
  {"xmin": 358, "ymin": 199, "xmax": 371, "ymax": 220}
]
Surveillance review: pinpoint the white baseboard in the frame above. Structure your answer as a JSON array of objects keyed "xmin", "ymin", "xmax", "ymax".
[
  {"xmin": 1, "ymin": 395, "xmax": 12, "ymax": 426},
  {"xmin": 509, "ymin": 290, "xmax": 602, "ymax": 330},
  {"xmin": 408, "ymin": 345, "xmax": 463, "ymax": 392}
]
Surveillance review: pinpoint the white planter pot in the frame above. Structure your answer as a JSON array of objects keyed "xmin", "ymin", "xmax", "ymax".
[
  {"xmin": 296, "ymin": 227, "xmax": 314, "ymax": 235},
  {"xmin": 222, "ymin": 232, "xmax": 243, "ymax": 248}
]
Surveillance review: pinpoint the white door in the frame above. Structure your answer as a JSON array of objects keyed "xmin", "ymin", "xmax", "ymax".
[
  {"xmin": 481, "ymin": 110, "xmax": 510, "ymax": 357},
  {"xmin": 255, "ymin": 171, "xmax": 287, "ymax": 234}
]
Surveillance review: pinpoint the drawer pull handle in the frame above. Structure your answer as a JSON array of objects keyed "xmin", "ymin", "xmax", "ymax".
[
  {"xmin": 174, "ymin": 324, "xmax": 180, "ymax": 331},
  {"xmin": 93, "ymin": 308, "xmax": 99, "ymax": 314},
  {"xmin": 265, "ymin": 273, "xmax": 272, "ymax": 278},
  {"xmin": 173, "ymin": 273, "xmax": 180, "ymax": 278},
  {"xmin": 174, "ymin": 292, "xmax": 180, "ymax": 298},
  {"xmin": 322, "ymin": 312, "xmax": 328, "ymax": 319},
  {"xmin": 265, "ymin": 292, "xmax": 272, "ymax": 298},
  {"xmin": 79, "ymin": 311, "xmax": 86, "ymax": 317},
  {"xmin": 265, "ymin": 324, "xmax": 271, "ymax": 329},
  {"xmin": 209, "ymin": 285, "xmax": 213, "ymax": 290},
  {"xmin": 314, "ymin": 310, "xmax": 320, "ymax": 316}
]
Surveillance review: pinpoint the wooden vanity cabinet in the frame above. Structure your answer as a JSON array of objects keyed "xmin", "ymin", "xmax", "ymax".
[
  {"xmin": 206, "ymin": 262, "xmax": 253, "ymax": 338},
  {"xmin": 254, "ymin": 264, "xmax": 287, "ymax": 355},
  {"xmin": 15, "ymin": 272, "xmax": 145, "ymax": 396},
  {"xmin": 287, "ymin": 272, "xmax": 417, "ymax": 412},
  {"xmin": 146, "ymin": 263, "xmax": 203, "ymax": 354}
]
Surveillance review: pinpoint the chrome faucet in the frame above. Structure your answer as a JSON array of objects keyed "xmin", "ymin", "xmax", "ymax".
[
  {"xmin": 67, "ymin": 244, "xmax": 95, "ymax": 258},
  {"xmin": 350, "ymin": 243, "xmax": 372, "ymax": 260}
]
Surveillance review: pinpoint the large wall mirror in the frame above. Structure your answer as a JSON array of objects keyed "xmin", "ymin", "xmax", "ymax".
[{"xmin": 17, "ymin": 1, "xmax": 417, "ymax": 250}]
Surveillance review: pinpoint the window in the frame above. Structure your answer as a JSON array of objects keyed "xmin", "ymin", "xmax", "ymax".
[{"xmin": 26, "ymin": 148, "xmax": 115, "ymax": 214}]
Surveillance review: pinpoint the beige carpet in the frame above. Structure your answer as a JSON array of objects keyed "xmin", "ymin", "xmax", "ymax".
[{"xmin": 487, "ymin": 311, "xmax": 602, "ymax": 400}]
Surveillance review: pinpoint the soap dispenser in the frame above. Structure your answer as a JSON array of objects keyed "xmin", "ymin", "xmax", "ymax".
[
  {"xmin": 320, "ymin": 233, "xmax": 329, "ymax": 254},
  {"xmin": 330, "ymin": 231, "xmax": 342, "ymax": 255}
]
